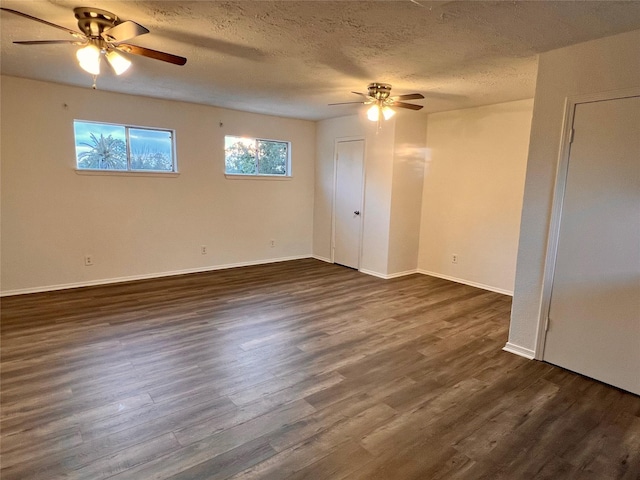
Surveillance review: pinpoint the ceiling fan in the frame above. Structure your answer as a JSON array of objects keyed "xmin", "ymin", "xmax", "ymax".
[
  {"xmin": 1, "ymin": 7, "xmax": 186, "ymax": 82},
  {"xmin": 330, "ymin": 83, "xmax": 424, "ymax": 121}
]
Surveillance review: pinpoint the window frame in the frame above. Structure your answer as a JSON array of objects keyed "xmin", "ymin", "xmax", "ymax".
[
  {"xmin": 73, "ymin": 119, "xmax": 178, "ymax": 174},
  {"xmin": 224, "ymin": 135, "xmax": 292, "ymax": 178}
]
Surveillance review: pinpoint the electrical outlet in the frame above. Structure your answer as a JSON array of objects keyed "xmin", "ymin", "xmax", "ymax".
[
  {"xmin": 270, "ymin": 239, "xmax": 276, "ymax": 248},
  {"xmin": 84, "ymin": 254, "xmax": 93, "ymax": 266},
  {"xmin": 201, "ymin": 245, "xmax": 208, "ymax": 255},
  {"xmin": 452, "ymin": 254, "xmax": 458, "ymax": 264}
]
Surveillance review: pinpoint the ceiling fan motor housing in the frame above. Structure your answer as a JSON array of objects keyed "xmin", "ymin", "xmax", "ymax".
[
  {"xmin": 74, "ymin": 7, "xmax": 119, "ymax": 38},
  {"xmin": 368, "ymin": 82, "xmax": 392, "ymax": 100}
]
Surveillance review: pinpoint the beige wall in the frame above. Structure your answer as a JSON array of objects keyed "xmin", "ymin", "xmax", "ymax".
[
  {"xmin": 509, "ymin": 29, "xmax": 640, "ymax": 356},
  {"xmin": 388, "ymin": 114, "xmax": 428, "ymax": 275},
  {"xmin": 418, "ymin": 100, "xmax": 533, "ymax": 294},
  {"xmin": 360, "ymin": 117, "xmax": 396, "ymax": 276},
  {"xmin": 1, "ymin": 76, "xmax": 315, "ymax": 294}
]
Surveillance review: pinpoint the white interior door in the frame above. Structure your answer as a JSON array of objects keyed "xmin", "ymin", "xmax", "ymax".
[
  {"xmin": 544, "ymin": 95, "xmax": 640, "ymax": 395},
  {"xmin": 334, "ymin": 139, "xmax": 364, "ymax": 269}
]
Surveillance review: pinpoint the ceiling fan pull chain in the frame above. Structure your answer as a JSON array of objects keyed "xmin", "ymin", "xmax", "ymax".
[{"xmin": 92, "ymin": 75, "xmax": 97, "ymax": 90}]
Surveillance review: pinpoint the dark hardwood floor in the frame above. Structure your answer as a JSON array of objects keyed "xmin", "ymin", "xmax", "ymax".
[{"xmin": 1, "ymin": 258, "xmax": 638, "ymax": 479}]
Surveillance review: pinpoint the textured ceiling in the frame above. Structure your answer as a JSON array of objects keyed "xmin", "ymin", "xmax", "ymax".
[{"xmin": 2, "ymin": 1, "xmax": 640, "ymax": 120}]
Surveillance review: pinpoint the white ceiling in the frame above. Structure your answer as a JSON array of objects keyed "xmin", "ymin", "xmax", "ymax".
[{"xmin": 2, "ymin": 1, "xmax": 640, "ymax": 120}]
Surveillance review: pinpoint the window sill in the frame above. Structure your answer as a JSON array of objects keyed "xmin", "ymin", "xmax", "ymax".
[
  {"xmin": 224, "ymin": 174, "xmax": 292, "ymax": 181},
  {"xmin": 75, "ymin": 169, "xmax": 180, "ymax": 178}
]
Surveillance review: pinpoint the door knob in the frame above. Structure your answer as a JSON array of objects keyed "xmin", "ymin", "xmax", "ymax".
[{"xmin": 354, "ymin": 211, "xmax": 360, "ymax": 215}]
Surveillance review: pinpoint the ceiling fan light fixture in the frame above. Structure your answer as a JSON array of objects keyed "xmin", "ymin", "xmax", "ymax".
[
  {"xmin": 105, "ymin": 49, "xmax": 131, "ymax": 75},
  {"xmin": 367, "ymin": 104, "xmax": 396, "ymax": 122},
  {"xmin": 367, "ymin": 104, "xmax": 380, "ymax": 122},
  {"xmin": 76, "ymin": 43, "xmax": 101, "ymax": 75}
]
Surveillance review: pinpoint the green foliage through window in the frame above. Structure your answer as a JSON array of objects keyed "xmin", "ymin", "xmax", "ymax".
[
  {"xmin": 225, "ymin": 136, "xmax": 289, "ymax": 176},
  {"xmin": 74, "ymin": 121, "xmax": 175, "ymax": 172}
]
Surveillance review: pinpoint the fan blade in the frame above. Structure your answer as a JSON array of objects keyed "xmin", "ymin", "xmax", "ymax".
[
  {"xmin": 351, "ymin": 91, "xmax": 372, "ymax": 99},
  {"xmin": 390, "ymin": 101, "xmax": 424, "ymax": 111},
  {"xmin": 391, "ymin": 93, "xmax": 425, "ymax": 101},
  {"xmin": 102, "ymin": 21, "xmax": 149, "ymax": 43},
  {"xmin": 0, "ymin": 8, "xmax": 85, "ymax": 38},
  {"xmin": 13, "ymin": 39, "xmax": 85, "ymax": 45},
  {"xmin": 328, "ymin": 101, "xmax": 366, "ymax": 106},
  {"xmin": 115, "ymin": 43, "xmax": 187, "ymax": 65}
]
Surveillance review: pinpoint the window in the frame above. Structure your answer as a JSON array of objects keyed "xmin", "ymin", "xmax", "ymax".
[
  {"xmin": 74, "ymin": 120, "xmax": 176, "ymax": 172},
  {"xmin": 224, "ymin": 136, "xmax": 290, "ymax": 176}
]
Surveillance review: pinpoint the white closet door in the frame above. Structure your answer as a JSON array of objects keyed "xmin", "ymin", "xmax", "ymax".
[
  {"xmin": 544, "ymin": 96, "xmax": 640, "ymax": 395},
  {"xmin": 334, "ymin": 140, "xmax": 365, "ymax": 269}
]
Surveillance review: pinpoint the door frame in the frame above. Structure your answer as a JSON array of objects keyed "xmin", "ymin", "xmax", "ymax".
[
  {"xmin": 534, "ymin": 87, "xmax": 640, "ymax": 360},
  {"xmin": 331, "ymin": 136, "xmax": 367, "ymax": 268}
]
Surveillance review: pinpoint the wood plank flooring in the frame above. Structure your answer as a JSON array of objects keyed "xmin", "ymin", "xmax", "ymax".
[{"xmin": 1, "ymin": 258, "xmax": 639, "ymax": 479}]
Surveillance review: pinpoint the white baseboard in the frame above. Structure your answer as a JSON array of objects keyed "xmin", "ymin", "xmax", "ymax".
[
  {"xmin": 358, "ymin": 268, "xmax": 418, "ymax": 280},
  {"xmin": 502, "ymin": 342, "xmax": 535, "ymax": 360},
  {"xmin": 0, "ymin": 255, "xmax": 313, "ymax": 297},
  {"xmin": 310, "ymin": 260, "xmax": 417, "ymax": 280},
  {"xmin": 358, "ymin": 268, "xmax": 385, "ymax": 279},
  {"xmin": 385, "ymin": 269, "xmax": 419, "ymax": 279},
  {"xmin": 3, "ymin": 259, "xmax": 515, "ymax": 297},
  {"xmin": 417, "ymin": 269, "xmax": 513, "ymax": 296}
]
